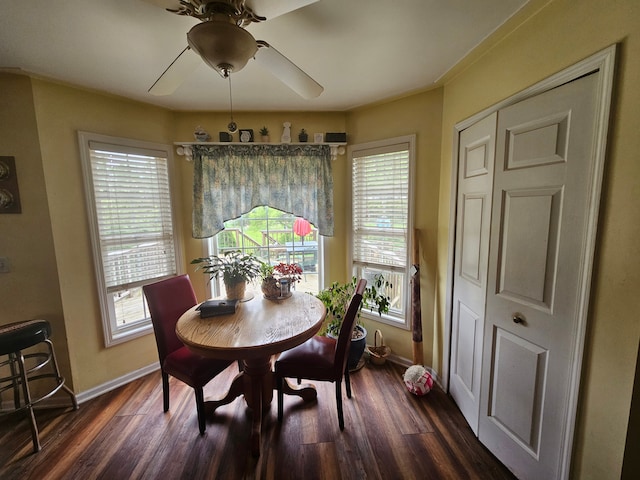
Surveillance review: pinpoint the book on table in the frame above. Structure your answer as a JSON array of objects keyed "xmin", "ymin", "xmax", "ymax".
[{"xmin": 197, "ymin": 299, "xmax": 238, "ymax": 318}]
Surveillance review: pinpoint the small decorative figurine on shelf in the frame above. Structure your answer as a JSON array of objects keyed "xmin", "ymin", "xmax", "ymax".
[
  {"xmin": 281, "ymin": 122, "xmax": 292, "ymax": 143},
  {"xmin": 193, "ymin": 126, "xmax": 210, "ymax": 142}
]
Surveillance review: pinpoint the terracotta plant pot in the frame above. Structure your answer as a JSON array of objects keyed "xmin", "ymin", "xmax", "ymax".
[{"xmin": 225, "ymin": 281, "xmax": 246, "ymax": 301}]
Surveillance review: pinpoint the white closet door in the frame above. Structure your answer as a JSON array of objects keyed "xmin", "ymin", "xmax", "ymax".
[
  {"xmin": 449, "ymin": 112, "xmax": 496, "ymax": 434},
  {"xmin": 479, "ymin": 72, "xmax": 599, "ymax": 480}
]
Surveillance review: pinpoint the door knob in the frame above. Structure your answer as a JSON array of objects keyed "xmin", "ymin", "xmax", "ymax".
[{"xmin": 512, "ymin": 314, "xmax": 525, "ymax": 325}]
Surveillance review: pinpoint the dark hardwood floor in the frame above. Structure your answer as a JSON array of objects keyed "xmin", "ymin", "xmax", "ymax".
[{"xmin": 0, "ymin": 361, "xmax": 516, "ymax": 479}]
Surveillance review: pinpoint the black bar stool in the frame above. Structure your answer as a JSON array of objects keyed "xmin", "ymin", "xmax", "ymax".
[{"xmin": 0, "ymin": 319, "xmax": 78, "ymax": 452}]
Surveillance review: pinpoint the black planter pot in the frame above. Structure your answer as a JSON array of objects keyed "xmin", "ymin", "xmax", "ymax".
[
  {"xmin": 347, "ymin": 325, "xmax": 367, "ymax": 371},
  {"xmin": 326, "ymin": 325, "xmax": 367, "ymax": 372},
  {"xmin": 329, "ymin": 325, "xmax": 367, "ymax": 371}
]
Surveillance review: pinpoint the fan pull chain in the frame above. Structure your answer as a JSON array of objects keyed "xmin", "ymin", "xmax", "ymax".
[{"xmin": 227, "ymin": 75, "xmax": 237, "ymax": 133}]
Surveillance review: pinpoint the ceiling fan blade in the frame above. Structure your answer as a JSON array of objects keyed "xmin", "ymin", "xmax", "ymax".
[
  {"xmin": 254, "ymin": 41, "xmax": 323, "ymax": 99},
  {"xmin": 245, "ymin": 0, "xmax": 319, "ymax": 20},
  {"xmin": 148, "ymin": 46, "xmax": 202, "ymax": 96}
]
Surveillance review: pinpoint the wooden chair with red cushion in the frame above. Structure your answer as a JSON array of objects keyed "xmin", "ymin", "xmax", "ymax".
[
  {"xmin": 275, "ymin": 278, "xmax": 366, "ymax": 430},
  {"xmin": 143, "ymin": 274, "xmax": 233, "ymax": 435}
]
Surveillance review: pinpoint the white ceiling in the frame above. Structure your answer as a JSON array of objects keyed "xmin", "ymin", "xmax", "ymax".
[{"xmin": 0, "ymin": 0, "xmax": 529, "ymax": 112}]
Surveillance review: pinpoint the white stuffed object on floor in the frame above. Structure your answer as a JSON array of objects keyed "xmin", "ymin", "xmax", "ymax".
[{"xmin": 403, "ymin": 365, "xmax": 433, "ymax": 396}]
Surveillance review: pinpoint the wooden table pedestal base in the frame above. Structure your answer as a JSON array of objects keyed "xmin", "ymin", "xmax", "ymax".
[{"xmin": 203, "ymin": 356, "xmax": 317, "ymax": 457}]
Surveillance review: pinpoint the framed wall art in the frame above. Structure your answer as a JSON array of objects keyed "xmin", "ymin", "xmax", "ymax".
[
  {"xmin": 0, "ymin": 156, "xmax": 21, "ymax": 214},
  {"xmin": 239, "ymin": 129, "xmax": 254, "ymax": 143}
]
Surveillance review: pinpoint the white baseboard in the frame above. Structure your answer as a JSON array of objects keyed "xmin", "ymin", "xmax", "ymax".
[
  {"xmin": 1, "ymin": 363, "xmax": 159, "ymax": 412},
  {"xmin": 75, "ymin": 363, "xmax": 159, "ymax": 404}
]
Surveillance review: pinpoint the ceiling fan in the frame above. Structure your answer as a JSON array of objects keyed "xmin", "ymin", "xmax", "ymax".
[{"xmin": 146, "ymin": 0, "xmax": 323, "ymax": 99}]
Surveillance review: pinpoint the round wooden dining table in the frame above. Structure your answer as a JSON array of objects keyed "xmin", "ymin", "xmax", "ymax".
[{"xmin": 175, "ymin": 290, "xmax": 326, "ymax": 456}]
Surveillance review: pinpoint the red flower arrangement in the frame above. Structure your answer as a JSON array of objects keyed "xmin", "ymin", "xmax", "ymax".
[{"xmin": 273, "ymin": 262, "xmax": 303, "ymax": 283}]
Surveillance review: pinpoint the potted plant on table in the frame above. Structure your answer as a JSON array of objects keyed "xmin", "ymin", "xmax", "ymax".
[
  {"xmin": 191, "ymin": 251, "xmax": 261, "ymax": 300},
  {"xmin": 317, "ymin": 274, "xmax": 391, "ymax": 371},
  {"xmin": 260, "ymin": 261, "xmax": 303, "ymax": 299},
  {"xmin": 298, "ymin": 128, "xmax": 308, "ymax": 142}
]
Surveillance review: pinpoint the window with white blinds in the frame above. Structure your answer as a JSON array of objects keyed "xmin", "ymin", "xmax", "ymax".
[
  {"xmin": 350, "ymin": 136, "xmax": 415, "ymax": 327},
  {"xmin": 89, "ymin": 143, "xmax": 177, "ymax": 291},
  {"xmin": 79, "ymin": 132, "xmax": 180, "ymax": 346}
]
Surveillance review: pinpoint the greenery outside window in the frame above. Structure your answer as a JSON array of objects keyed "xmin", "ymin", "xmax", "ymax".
[
  {"xmin": 349, "ymin": 135, "xmax": 415, "ymax": 328},
  {"xmin": 79, "ymin": 132, "xmax": 182, "ymax": 346},
  {"xmin": 206, "ymin": 206, "xmax": 322, "ymax": 297}
]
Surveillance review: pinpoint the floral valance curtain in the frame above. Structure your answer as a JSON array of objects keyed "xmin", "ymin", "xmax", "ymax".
[{"xmin": 192, "ymin": 144, "xmax": 334, "ymax": 238}]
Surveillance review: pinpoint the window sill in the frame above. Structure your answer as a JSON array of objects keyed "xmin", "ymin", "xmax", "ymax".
[
  {"xmin": 360, "ymin": 310, "xmax": 410, "ymax": 331},
  {"xmin": 105, "ymin": 322, "xmax": 154, "ymax": 347}
]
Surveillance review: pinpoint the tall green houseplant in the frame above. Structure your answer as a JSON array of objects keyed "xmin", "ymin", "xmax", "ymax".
[
  {"xmin": 191, "ymin": 251, "xmax": 261, "ymax": 300},
  {"xmin": 316, "ymin": 274, "xmax": 391, "ymax": 370},
  {"xmin": 317, "ymin": 274, "xmax": 391, "ymax": 337}
]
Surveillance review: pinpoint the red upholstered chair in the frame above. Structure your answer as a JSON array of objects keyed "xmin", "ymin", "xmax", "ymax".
[
  {"xmin": 143, "ymin": 275, "xmax": 232, "ymax": 435},
  {"xmin": 275, "ymin": 279, "xmax": 366, "ymax": 430}
]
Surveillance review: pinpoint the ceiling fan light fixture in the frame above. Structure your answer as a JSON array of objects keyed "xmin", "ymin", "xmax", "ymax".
[
  {"xmin": 187, "ymin": 20, "xmax": 257, "ymax": 75},
  {"xmin": 148, "ymin": 2, "xmax": 323, "ymax": 99}
]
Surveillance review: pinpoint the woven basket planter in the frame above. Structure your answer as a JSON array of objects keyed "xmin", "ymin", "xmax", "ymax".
[{"xmin": 367, "ymin": 329, "xmax": 391, "ymax": 365}]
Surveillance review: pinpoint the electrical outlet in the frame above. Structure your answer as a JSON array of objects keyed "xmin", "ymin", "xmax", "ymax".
[{"xmin": 0, "ymin": 257, "xmax": 10, "ymax": 273}]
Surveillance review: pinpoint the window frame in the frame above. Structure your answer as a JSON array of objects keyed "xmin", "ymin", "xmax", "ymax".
[
  {"xmin": 78, "ymin": 131, "xmax": 183, "ymax": 347},
  {"xmin": 348, "ymin": 135, "xmax": 416, "ymax": 329}
]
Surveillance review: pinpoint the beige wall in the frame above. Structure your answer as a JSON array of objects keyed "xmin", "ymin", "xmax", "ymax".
[
  {"xmin": 436, "ymin": 0, "xmax": 640, "ymax": 478},
  {"xmin": 345, "ymin": 89, "xmax": 443, "ymax": 365},
  {"xmin": 0, "ymin": 76, "xmax": 349, "ymax": 394},
  {"xmin": 1, "ymin": 76, "xmax": 349, "ymax": 393},
  {"xmin": 0, "ymin": 74, "xmax": 71, "ymax": 386},
  {"xmin": 28, "ymin": 80, "xmax": 176, "ymax": 392}
]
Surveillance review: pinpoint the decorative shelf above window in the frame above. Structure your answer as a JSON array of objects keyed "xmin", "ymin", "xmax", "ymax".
[{"xmin": 174, "ymin": 142, "xmax": 347, "ymax": 161}]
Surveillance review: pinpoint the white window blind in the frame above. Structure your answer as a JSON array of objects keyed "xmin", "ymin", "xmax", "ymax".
[
  {"xmin": 352, "ymin": 143, "xmax": 410, "ymax": 272},
  {"xmin": 89, "ymin": 142, "xmax": 177, "ymax": 292}
]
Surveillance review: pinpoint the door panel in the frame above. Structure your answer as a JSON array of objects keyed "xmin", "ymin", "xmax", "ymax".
[
  {"xmin": 465, "ymin": 139, "xmax": 491, "ymax": 176},
  {"xmin": 498, "ymin": 187, "xmax": 562, "ymax": 310},
  {"xmin": 506, "ymin": 112, "xmax": 569, "ymax": 169},
  {"xmin": 461, "ymin": 195, "xmax": 484, "ymax": 283},
  {"xmin": 449, "ymin": 112, "xmax": 496, "ymax": 433},
  {"xmin": 479, "ymin": 73, "xmax": 599, "ymax": 480},
  {"xmin": 454, "ymin": 301, "xmax": 479, "ymax": 390},
  {"xmin": 489, "ymin": 327, "xmax": 548, "ymax": 457}
]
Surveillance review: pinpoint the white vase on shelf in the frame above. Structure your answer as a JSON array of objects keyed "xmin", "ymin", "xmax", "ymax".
[{"xmin": 281, "ymin": 122, "xmax": 291, "ymax": 143}]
